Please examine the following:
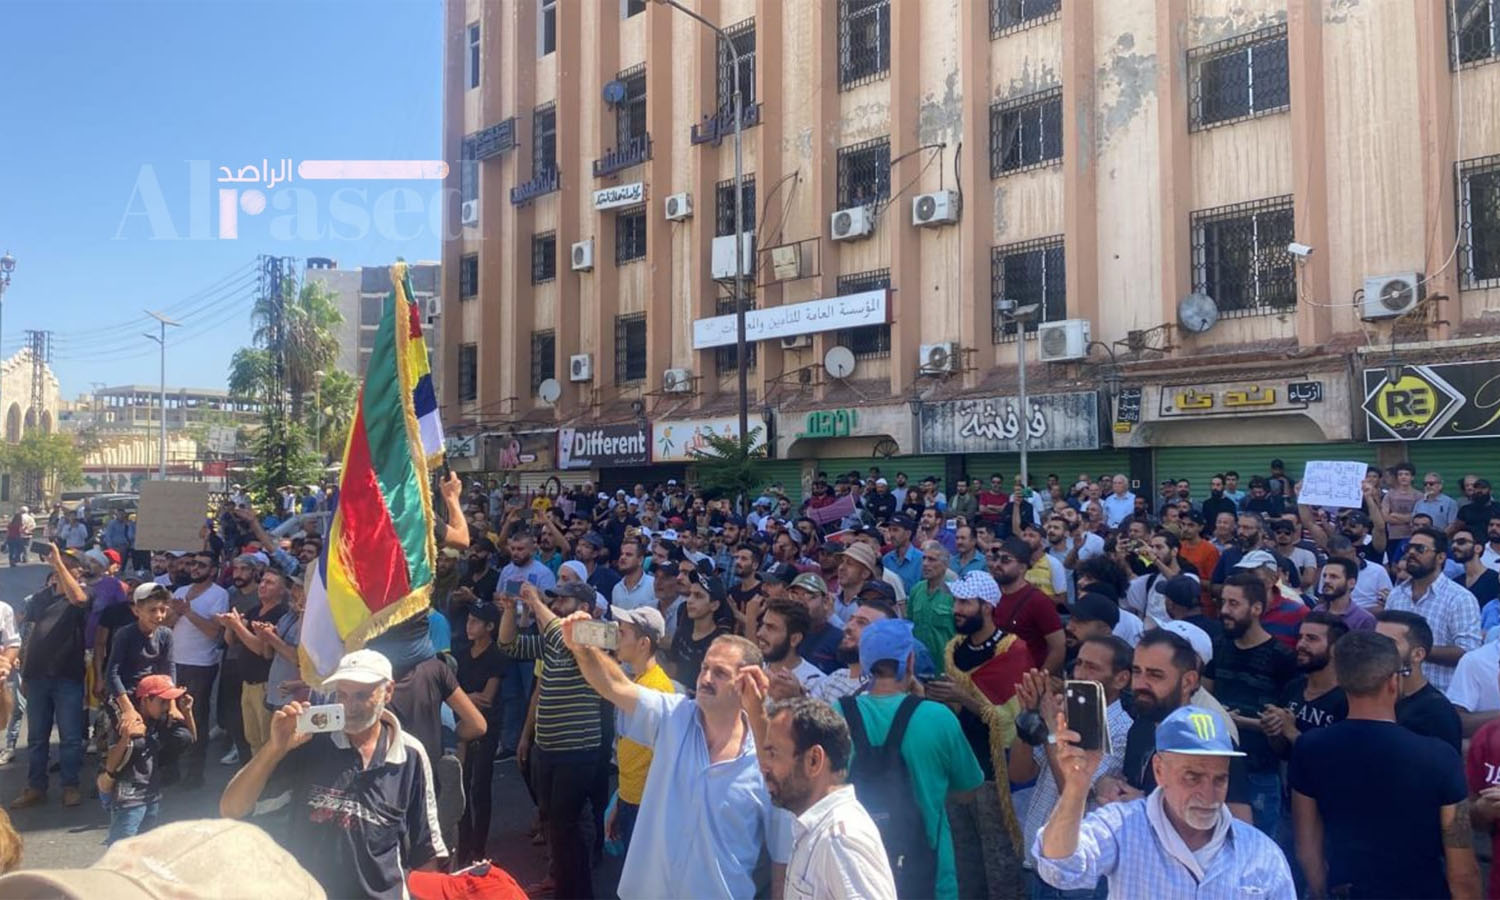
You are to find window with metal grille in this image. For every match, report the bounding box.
[717,18,756,110]
[1454,0,1499,67]
[616,207,647,264]
[1189,25,1289,130]
[713,295,758,372]
[834,269,892,358]
[458,343,478,402]
[836,137,891,209]
[991,237,1066,342]
[1460,155,1500,288]
[1191,196,1296,317]
[466,22,481,89]
[460,254,478,298]
[838,0,890,89]
[615,313,647,384]
[625,0,647,17]
[715,175,757,237]
[530,330,556,394]
[539,0,556,56]
[460,140,478,205]
[533,103,557,177]
[989,87,1062,176]
[617,63,648,146]
[531,232,556,284]
[990,0,1060,37]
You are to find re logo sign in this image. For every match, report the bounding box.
[1376,375,1439,427]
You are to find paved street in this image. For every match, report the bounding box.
[0,561,589,890]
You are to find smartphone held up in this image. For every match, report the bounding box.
[1064,680,1109,753]
[295,703,346,735]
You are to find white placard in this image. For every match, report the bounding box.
[1298,460,1367,509]
[593,182,645,210]
[691,289,887,349]
[135,481,211,551]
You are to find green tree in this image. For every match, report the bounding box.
[244,417,321,507]
[0,432,84,501]
[689,428,767,510]
[250,280,343,423]
[226,346,274,404]
[308,368,359,461]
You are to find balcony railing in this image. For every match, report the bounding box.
[592,134,652,178]
[690,102,762,146]
[510,167,560,206]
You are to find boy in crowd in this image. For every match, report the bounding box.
[98,674,195,845]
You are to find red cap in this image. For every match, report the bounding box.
[103,549,121,566]
[135,674,187,701]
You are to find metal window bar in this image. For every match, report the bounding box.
[990,0,1060,39]
[540,0,556,56]
[715,175,757,237]
[615,313,647,384]
[1459,154,1500,288]
[530,330,556,394]
[991,237,1066,342]
[717,19,756,111]
[618,63,648,146]
[531,232,557,284]
[467,22,481,89]
[615,206,648,264]
[838,0,890,90]
[834,269,892,358]
[713,295,758,372]
[1190,196,1296,317]
[533,103,557,176]
[1189,24,1289,131]
[460,254,478,298]
[989,87,1063,177]
[836,136,891,209]
[1453,0,1499,68]
[458,344,478,402]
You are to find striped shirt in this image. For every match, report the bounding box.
[501,618,603,752]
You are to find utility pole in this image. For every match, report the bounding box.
[23,330,51,503]
[144,312,180,479]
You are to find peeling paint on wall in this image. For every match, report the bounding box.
[1096,35,1157,149]
[782,127,814,161]
[995,58,1061,102]
[1323,0,1360,25]
[918,70,963,146]
[1187,8,1286,46]
[993,185,1007,237]
[835,101,893,145]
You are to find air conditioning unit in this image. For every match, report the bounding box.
[830,205,874,241]
[769,244,803,282]
[1362,272,1423,320]
[664,192,693,221]
[662,368,694,393]
[460,200,479,227]
[919,342,960,375]
[912,191,960,227]
[568,353,593,382]
[711,232,755,279]
[424,297,442,321]
[1037,319,1090,362]
[570,240,594,272]
[779,335,813,350]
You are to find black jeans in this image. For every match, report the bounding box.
[218,657,248,761]
[457,730,499,864]
[175,663,218,781]
[531,746,602,900]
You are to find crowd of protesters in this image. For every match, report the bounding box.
[1,459,1499,898]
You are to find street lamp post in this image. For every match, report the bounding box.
[1001,302,1040,488]
[0,252,14,439]
[144,310,181,479]
[655,0,749,444]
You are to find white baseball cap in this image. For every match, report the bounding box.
[323,649,393,686]
[1158,620,1213,667]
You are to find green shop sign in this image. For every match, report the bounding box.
[796,408,861,439]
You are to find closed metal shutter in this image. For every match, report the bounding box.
[754,460,808,503]
[1153,442,1376,493]
[1406,439,1500,489]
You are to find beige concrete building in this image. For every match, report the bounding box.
[304,258,443,379]
[0,348,61,441]
[440,0,1500,490]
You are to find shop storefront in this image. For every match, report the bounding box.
[484,430,562,493]
[444,433,483,474]
[917,391,1110,483]
[1363,359,1500,480]
[775,404,945,502]
[649,414,767,491]
[556,422,651,492]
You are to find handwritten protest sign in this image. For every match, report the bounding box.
[1299,461,1367,509]
[134,481,210,551]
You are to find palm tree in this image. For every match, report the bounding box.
[249,280,343,423]
[227,347,273,403]
[308,368,358,459]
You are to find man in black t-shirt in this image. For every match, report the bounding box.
[1377,610,1463,753]
[1263,611,1348,756]
[13,548,89,809]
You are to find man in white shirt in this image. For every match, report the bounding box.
[758,599,825,693]
[1447,640,1500,737]
[754,694,896,900]
[170,549,231,788]
[1100,475,1136,529]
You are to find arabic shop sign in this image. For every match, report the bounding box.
[918,392,1102,454]
[1113,387,1143,433]
[1363,360,1500,441]
[556,423,650,469]
[444,434,478,459]
[1157,378,1325,418]
[469,119,518,161]
[485,431,555,472]
[796,408,861,439]
[692,289,888,350]
[652,415,768,463]
[593,182,645,211]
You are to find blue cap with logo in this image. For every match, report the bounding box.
[1154,706,1244,757]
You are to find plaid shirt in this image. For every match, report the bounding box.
[1018,700,1133,868]
[1031,794,1295,898]
[1385,575,1482,691]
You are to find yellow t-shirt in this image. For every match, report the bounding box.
[1025,556,1058,598]
[616,662,675,805]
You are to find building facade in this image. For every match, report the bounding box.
[304,258,442,379]
[441,0,1500,494]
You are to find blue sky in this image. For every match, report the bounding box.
[0,0,443,399]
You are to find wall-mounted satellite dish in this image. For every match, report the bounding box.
[602,80,627,104]
[824,345,856,379]
[537,378,561,406]
[1177,292,1220,334]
